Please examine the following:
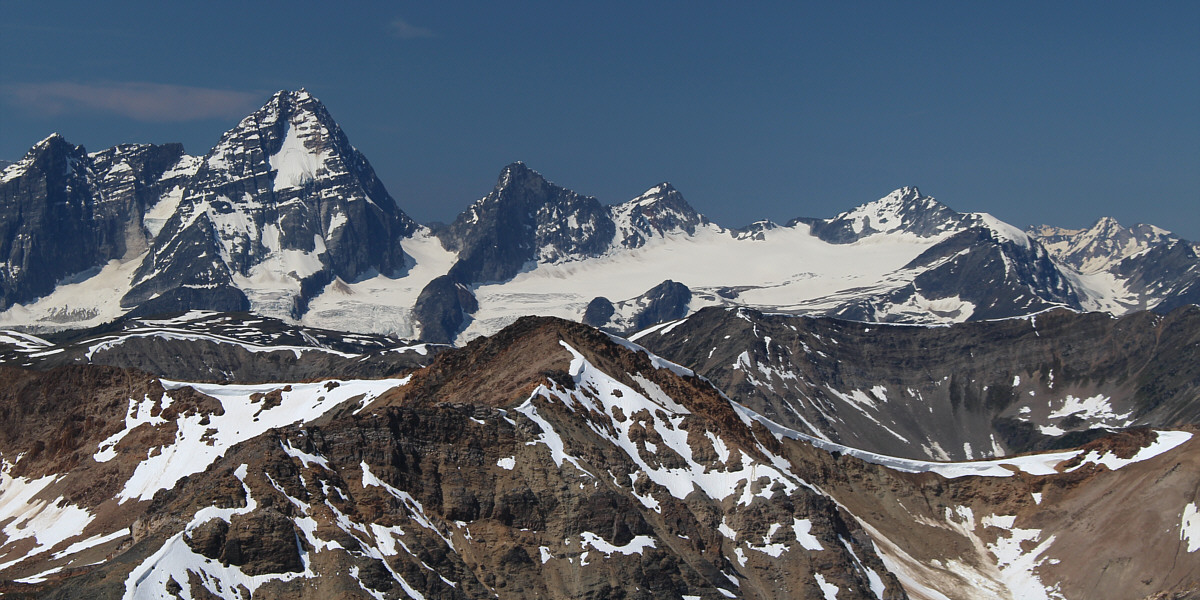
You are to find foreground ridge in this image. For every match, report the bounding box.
[0,315,1195,599]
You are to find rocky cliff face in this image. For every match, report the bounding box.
[0,136,198,314]
[122,89,417,319]
[0,136,105,310]
[87,143,189,261]
[634,305,1200,461]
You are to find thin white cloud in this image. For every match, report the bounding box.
[2,81,263,122]
[389,18,435,39]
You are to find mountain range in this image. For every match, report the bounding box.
[2,89,1197,344]
[1,90,1198,599]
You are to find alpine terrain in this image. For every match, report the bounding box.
[0,90,1197,599]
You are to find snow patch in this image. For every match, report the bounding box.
[1182,503,1200,553]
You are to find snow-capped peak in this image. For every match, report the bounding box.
[835,187,934,232]
[611,182,705,248]
[810,186,965,242]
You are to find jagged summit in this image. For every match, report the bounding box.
[441,162,614,281]
[121,89,417,319]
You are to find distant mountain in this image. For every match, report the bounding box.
[0,135,106,310]
[440,162,615,284]
[800,186,969,243]
[611,182,707,249]
[0,136,189,313]
[413,165,707,341]
[1030,217,1180,274]
[1030,217,1200,314]
[122,89,417,319]
[831,220,1080,323]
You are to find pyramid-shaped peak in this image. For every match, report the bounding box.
[35,132,68,147]
[24,133,82,158]
[613,182,705,247]
[493,161,556,192]
[224,90,334,138]
[2,133,89,185]
[875,186,935,207]
[889,185,922,199]
[501,160,533,176]
[625,182,698,214]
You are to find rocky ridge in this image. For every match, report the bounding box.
[634,305,1200,461]
[0,315,1195,599]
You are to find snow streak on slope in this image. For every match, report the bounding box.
[522,340,805,509]
[0,467,95,571]
[117,378,407,502]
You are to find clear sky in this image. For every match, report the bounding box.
[2,2,1197,239]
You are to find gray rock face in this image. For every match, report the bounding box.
[0,136,104,310]
[88,143,189,260]
[412,275,478,344]
[441,162,615,285]
[123,89,416,317]
[581,296,616,327]
[1112,241,1200,313]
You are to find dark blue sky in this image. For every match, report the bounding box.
[3,2,1197,238]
